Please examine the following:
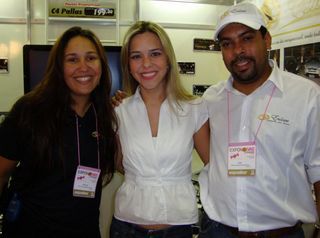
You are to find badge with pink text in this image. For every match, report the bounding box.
[73,165,101,198]
[228,142,256,176]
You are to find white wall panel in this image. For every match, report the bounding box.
[31,0,46,19]
[0,25,27,111]
[0,1,28,111]
[119,0,137,22]
[139,0,228,27]
[165,28,228,94]
[0,0,26,18]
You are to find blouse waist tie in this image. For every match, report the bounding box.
[124,173,192,186]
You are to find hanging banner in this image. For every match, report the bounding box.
[254,0,320,44]
[48,1,116,19]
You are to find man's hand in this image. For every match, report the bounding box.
[111,90,127,108]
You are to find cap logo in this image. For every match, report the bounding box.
[220,10,229,20]
[221,8,247,20]
[230,9,246,13]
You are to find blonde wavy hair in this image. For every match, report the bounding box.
[121,21,196,108]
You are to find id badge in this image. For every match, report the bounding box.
[228,142,256,176]
[73,165,101,198]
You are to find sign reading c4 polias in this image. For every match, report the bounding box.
[49,1,116,19]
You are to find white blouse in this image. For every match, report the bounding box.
[114,88,208,225]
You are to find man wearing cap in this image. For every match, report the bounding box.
[199,2,320,238]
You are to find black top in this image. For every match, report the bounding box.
[0,106,102,238]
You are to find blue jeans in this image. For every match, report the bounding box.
[109,217,193,238]
[198,212,305,238]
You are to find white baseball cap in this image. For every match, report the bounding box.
[214,2,267,41]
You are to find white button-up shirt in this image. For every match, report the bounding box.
[200,60,320,231]
[115,88,208,225]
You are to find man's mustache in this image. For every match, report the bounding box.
[231,55,255,67]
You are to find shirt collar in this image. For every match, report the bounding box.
[221,59,283,95]
[131,86,171,111]
[132,86,143,101]
[268,59,283,92]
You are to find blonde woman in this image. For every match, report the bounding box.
[110,21,210,238]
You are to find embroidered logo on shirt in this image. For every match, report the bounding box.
[92,131,99,138]
[258,114,290,125]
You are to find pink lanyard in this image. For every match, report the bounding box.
[227,85,276,144]
[75,104,100,169]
